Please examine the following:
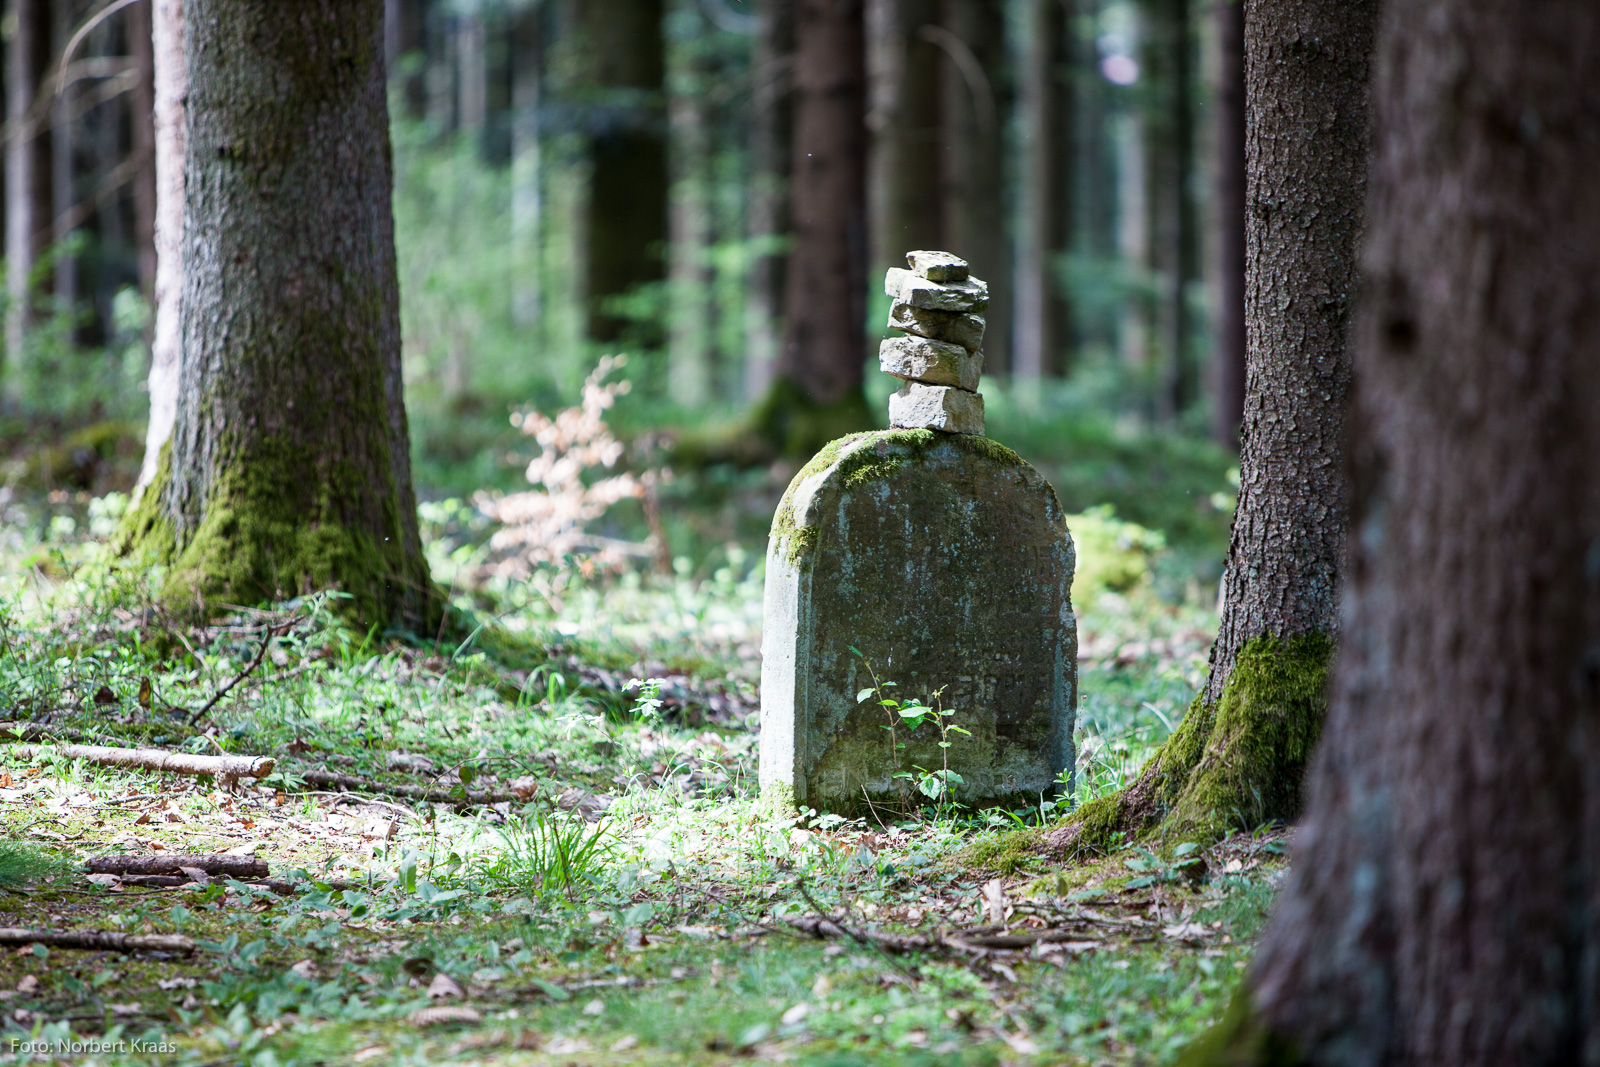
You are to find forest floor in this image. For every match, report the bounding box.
[0,497,1278,1067]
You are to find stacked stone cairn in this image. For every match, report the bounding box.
[881,250,988,435]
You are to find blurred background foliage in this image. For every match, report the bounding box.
[0,0,1238,602]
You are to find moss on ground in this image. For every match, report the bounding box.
[1175,985,1306,1066]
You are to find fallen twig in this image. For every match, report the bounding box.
[298,769,519,806]
[189,621,296,726]
[6,742,274,783]
[85,854,270,879]
[0,928,194,954]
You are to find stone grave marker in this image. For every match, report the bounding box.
[760,251,1077,814]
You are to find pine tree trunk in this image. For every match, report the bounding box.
[120,0,434,632]
[510,3,542,329]
[1209,0,1245,449]
[667,0,715,407]
[867,0,943,274]
[128,0,159,300]
[1145,0,1196,422]
[4,0,52,397]
[761,0,871,452]
[1013,0,1068,384]
[50,0,77,323]
[1052,0,1375,853]
[937,0,1008,376]
[743,0,793,401]
[574,0,667,345]
[1186,2,1600,1062]
[136,0,186,492]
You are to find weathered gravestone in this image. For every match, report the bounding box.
[760,251,1077,814]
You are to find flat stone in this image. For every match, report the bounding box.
[886,267,989,313]
[906,250,969,282]
[879,336,983,391]
[888,381,985,435]
[760,430,1077,815]
[887,304,986,353]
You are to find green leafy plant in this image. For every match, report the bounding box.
[486,809,613,901]
[851,648,971,819]
[1122,842,1205,888]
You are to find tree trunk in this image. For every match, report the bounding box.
[51,0,77,323]
[1185,2,1600,1063]
[666,0,715,408]
[4,0,52,398]
[384,0,428,119]
[510,2,542,329]
[1052,0,1375,853]
[128,0,160,301]
[937,0,1008,377]
[743,0,793,401]
[1144,0,1197,422]
[760,0,871,454]
[573,0,667,345]
[1013,0,1068,385]
[1209,0,1245,449]
[119,0,435,632]
[867,0,943,275]
[136,0,185,492]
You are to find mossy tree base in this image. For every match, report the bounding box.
[1050,634,1332,858]
[1175,987,1305,1067]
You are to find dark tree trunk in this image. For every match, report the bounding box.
[1053,0,1375,852]
[1209,0,1245,449]
[744,0,794,400]
[667,0,715,407]
[120,0,434,632]
[573,0,667,345]
[510,2,543,329]
[129,0,160,300]
[868,0,943,273]
[1145,0,1196,421]
[4,0,52,393]
[937,0,1009,376]
[1187,2,1600,1063]
[767,0,870,442]
[1013,0,1068,384]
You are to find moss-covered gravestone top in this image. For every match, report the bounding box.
[759,428,1078,815]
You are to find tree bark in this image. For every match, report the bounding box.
[1144,0,1197,422]
[510,2,542,329]
[1052,0,1374,852]
[1013,0,1069,385]
[128,0,160,301]
[136,0,186,492]
[667,0,715,407]
[867,0,943,275]
[572,0,668,345]
[743,0,793,401]
[50,0,77,322]
[761,0,871,452]
[937,0,1008,377]
[1209,0,1245,449]
[4,0,53,398]
[119,0,435,633]
[1186,2,1600,1063]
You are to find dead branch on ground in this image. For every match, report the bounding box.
[6,742,274,782]
[0,928,194,954]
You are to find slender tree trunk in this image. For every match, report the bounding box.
[743,0,793,401]
[1187,2,1600,1062]
[1053,0,1375,852]
[385,0,427,119]
[120,0,434,632]
[1145,0,1196,422]
[128,0,159,301]
[1209,0,1245,449]
[666,0,715,407]
[136,0,185,491]
[937,0,1008,376]
[573,0,667,345]
[510,3,542,329]
[1014,0,1068,385]
[51,0,77,322]
[867,0,943,274]
[5,0,52,398]
[768,0,870,440]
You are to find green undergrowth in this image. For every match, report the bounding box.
[0,494,1280,1065]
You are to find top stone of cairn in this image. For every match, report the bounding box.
[906,250,969,283]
